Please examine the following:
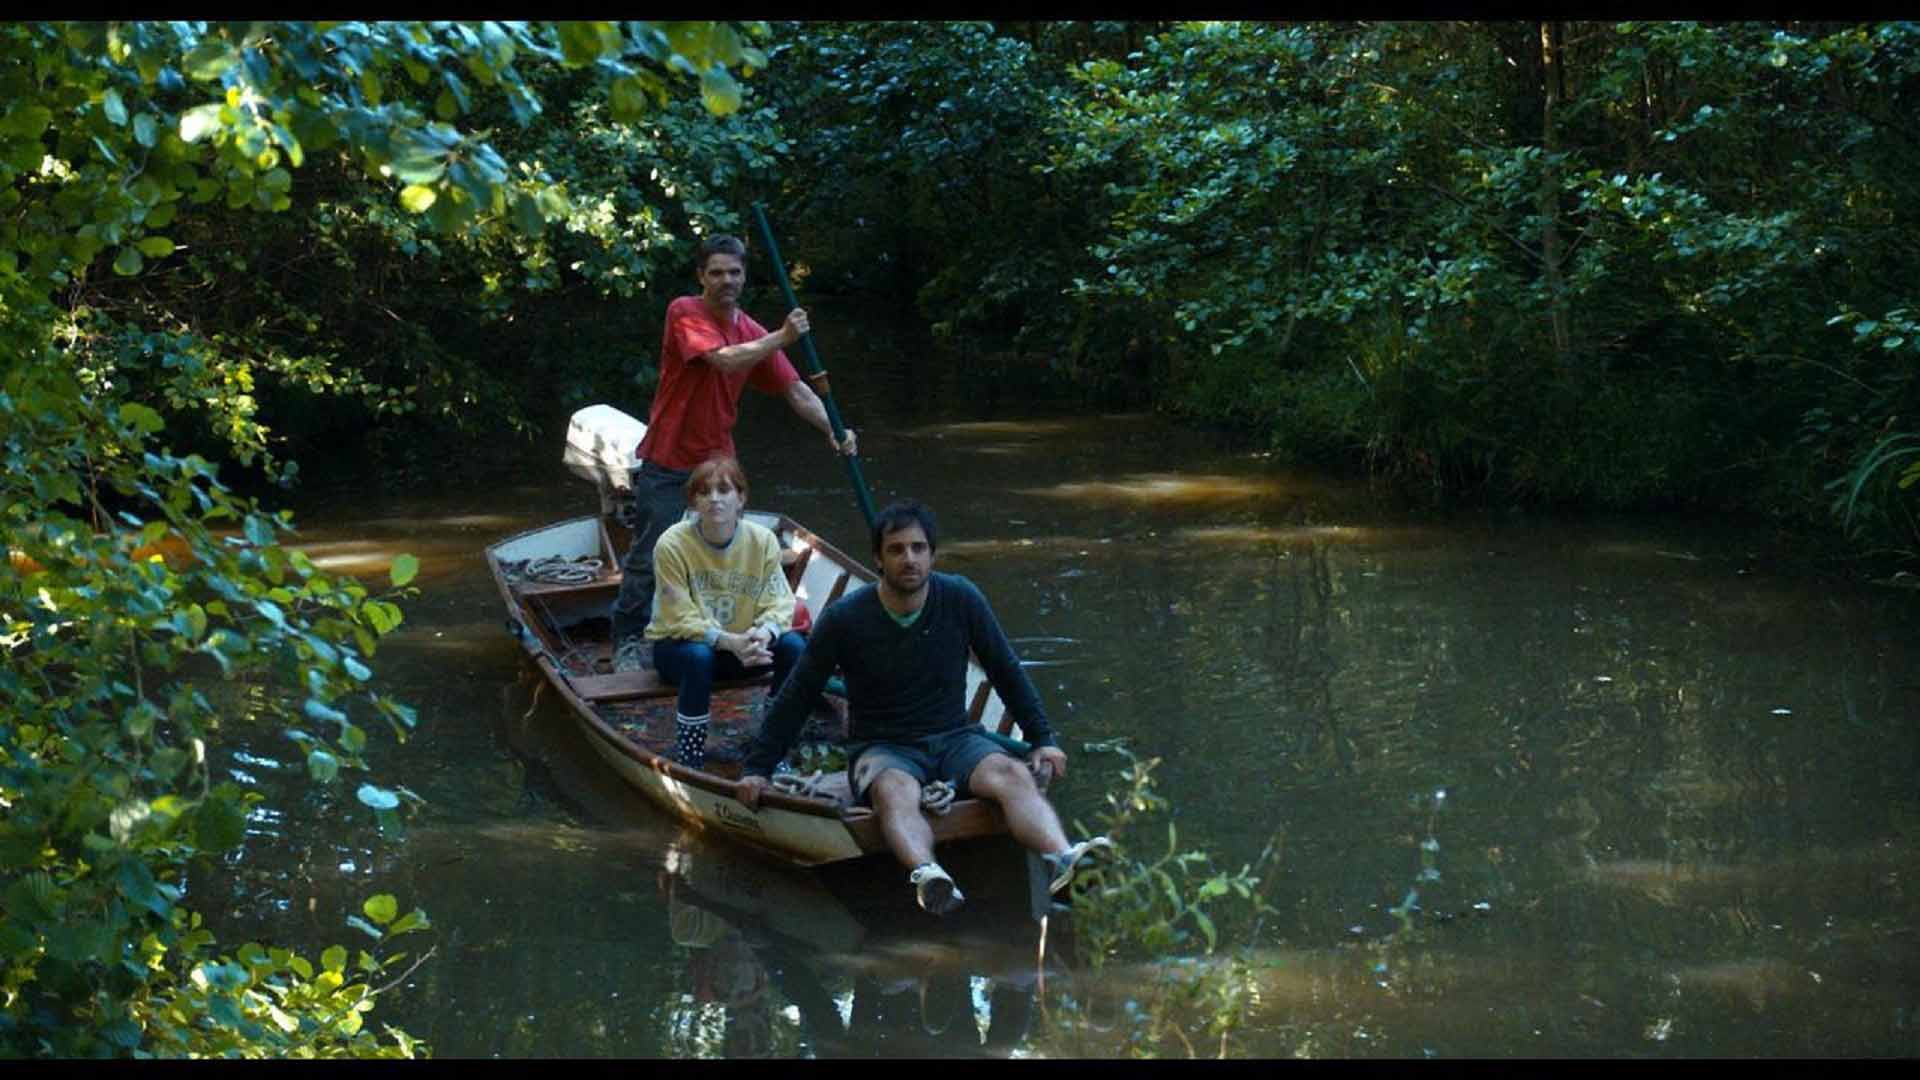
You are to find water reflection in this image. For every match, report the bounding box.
[1021,472,1291,506]
[903,417,1138,439]
[454,667,1066,1058]
[192,340,1920,1057]
[656,830,1052,1058]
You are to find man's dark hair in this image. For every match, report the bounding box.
[872,499,939,556]
[695,234,747,272]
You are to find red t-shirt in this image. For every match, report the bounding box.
[637,295,801,471]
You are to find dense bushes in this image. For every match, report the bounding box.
[1,20,769,1056]
[757,21,1920,560]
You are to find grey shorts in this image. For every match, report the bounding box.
[847,728,1007,805]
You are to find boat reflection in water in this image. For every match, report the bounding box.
[501,637,1071,1059]
[657,828,1067,1058]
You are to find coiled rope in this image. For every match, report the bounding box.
[766,772,954,815]
[513,555,603,585]
[919,779,956,816]
[770,769,832,800]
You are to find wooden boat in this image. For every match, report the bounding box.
[485,405,1039,866]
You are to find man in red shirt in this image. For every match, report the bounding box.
[611,234,857,670]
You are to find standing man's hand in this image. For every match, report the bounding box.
[831,427,858,456]
[780,307,810,346]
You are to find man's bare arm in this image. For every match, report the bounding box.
[699,308,809,375]
[784,379,858,456]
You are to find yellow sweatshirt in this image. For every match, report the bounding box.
[643,518,795,645]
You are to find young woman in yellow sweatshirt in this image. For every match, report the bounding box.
[644,456,802,765]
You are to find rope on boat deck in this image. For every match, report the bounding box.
[919,780,956,816]
[514,555,604,585]
[771,769,835,803]
[765,773,954,814]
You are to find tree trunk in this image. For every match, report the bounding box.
[1538,19,1574,372]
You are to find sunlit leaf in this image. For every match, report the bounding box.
[243,514,275,547]
[306,749,339,782]
[399,184,436,213]
[110,799,153,844]
[387,130,448,185]
[389,553,419,587]
[179,103,225,143]
[356,784,400,811]
[387,909,431,937]
[303,697,347,724]
[363,893,398,926]
[120,402,165,434]
[1192,908,1217,952]
[699,66,741,115]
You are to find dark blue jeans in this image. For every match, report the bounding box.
[652,630,806,718]
[609,461,692,643]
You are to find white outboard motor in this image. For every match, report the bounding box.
[563,404,647,520]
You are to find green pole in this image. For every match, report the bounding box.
[749,202,878,531]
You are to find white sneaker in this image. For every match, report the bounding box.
[612,636,646,674]
[909,862,964,915]
[1046,836,1115,895]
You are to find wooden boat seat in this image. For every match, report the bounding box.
[568,667,771,703]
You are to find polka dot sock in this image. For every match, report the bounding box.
[674,713,709,769]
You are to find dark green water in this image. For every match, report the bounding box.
[205,312,1920,1057]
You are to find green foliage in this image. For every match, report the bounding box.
[1830,432,1920,554]
[1,18,773,1057]
[1010,20,1920,554]
[0,358,425,1055]
[760,22,1124,388]
[1042,743,1276,1058]
[119,896,432,1058]
[1815,304,1920,555]
[1,20,779,482]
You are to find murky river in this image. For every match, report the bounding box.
[203,309,1920,1057]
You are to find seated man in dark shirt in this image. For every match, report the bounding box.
[736,500,1109,915]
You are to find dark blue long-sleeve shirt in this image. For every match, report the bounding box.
[743,572,1053,778]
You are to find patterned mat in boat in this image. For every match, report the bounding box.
[593,686,850,781]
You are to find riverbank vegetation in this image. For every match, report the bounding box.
[762,21,1920,565]
[5,17,1916,1059]
[1,20,767,1056]
[15,22,1913,553]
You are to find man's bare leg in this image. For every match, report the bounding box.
[870,768,965,914]
[869,768,936,869]
[966,753,1069,855]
